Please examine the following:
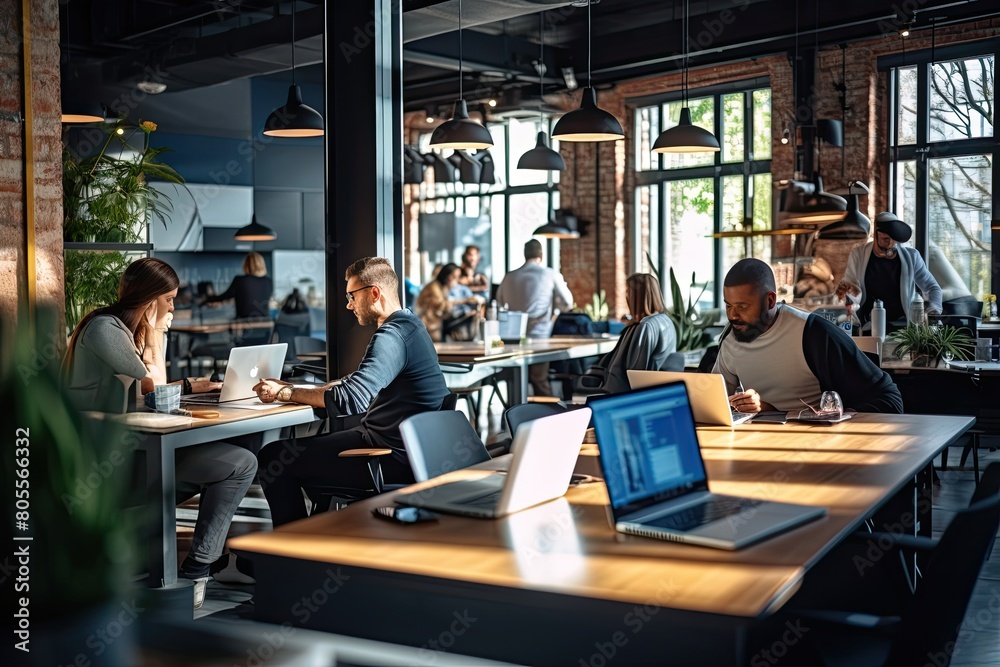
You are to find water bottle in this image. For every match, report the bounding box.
[871,299,886,341]
[487,300,498,321]
[908,295,925,326]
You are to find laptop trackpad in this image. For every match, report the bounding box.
[692,502,823,543]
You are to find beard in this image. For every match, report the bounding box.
[353,301,378,327]
[730,320,768,343]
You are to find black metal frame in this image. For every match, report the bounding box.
[630,78,773,307]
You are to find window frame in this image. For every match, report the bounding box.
[630,78,773,307]
[880,39,999,292]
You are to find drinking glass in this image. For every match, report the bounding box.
[154,384,181,413]
[818,391,844,419]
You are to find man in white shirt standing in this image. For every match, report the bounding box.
[496,239,574,396]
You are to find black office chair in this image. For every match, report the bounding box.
[490,401,569,458]
[782,463,1000,666]
[304,394,459,514]
[399,409,492,482]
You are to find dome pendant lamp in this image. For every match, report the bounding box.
[263,0,324,137]
[517,13,566,170]
[234,215,277,242]
[551,0,623,143]
[60,3,103,124]
[429,0,493,150]
[652,0,720,153]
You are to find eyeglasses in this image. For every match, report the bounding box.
[346,285,374,303]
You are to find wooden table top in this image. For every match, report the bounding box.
[169,318,274,334]
[88,401,313,434]
[231,412,972,618]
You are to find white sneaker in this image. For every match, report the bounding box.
[192,577,210,610]
[212,554,256,585]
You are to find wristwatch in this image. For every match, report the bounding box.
[277,386,294,402]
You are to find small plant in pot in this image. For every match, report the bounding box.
[888,323,975,367]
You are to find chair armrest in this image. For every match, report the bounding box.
[338,448,392,458]
[852,531,938,552]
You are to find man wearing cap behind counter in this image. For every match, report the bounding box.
[836,212,942,330]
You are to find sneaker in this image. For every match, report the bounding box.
[192,576,210,610]
[211,553,256,585]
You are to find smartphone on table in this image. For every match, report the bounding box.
[372,506,439,524]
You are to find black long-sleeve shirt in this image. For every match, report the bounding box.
[205,275,273,319]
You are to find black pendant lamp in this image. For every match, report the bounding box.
[817,181,871,239]
[518,13,566,170]
[534,209,580,239]
[60,3,103,124]
[652,0,720,153]
[263,0,324,138]
[234,215,277,242]
[429,0,493,150]
[551,1,623,143]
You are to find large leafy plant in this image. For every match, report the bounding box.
[63,121,183,242]
[583,289,610,321]
[889,323,975,366]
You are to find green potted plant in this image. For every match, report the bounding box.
[63,120,183,332]
[888,323,975,367]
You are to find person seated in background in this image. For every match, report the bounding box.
[253,257,450,527]
[415,262,482,341]
[715,258,902,414]
[584,273,678,394]
[458,244,490,300]
[62,257,257,608]
[836,212,942,330]
[202,251,273,319]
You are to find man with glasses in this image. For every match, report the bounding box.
[253,257,450,526]
[715,258,902,415]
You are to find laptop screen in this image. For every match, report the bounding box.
[589,382,709,514]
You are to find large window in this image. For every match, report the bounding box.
[886,43,997,298]
[413,117,560,286]
[633,81,772,308]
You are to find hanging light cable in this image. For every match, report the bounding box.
[551,0,624,142]
[652,0,720,153]
[429,0,494,150]
[518,12,566,170]
[61,2,104,123]
[263,0,324,137]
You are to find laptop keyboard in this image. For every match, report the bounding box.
[646,497,763,531]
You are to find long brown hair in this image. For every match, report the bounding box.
[625,273,666,323]
[64,257,179,374]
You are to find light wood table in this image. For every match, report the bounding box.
[231,413,972,665]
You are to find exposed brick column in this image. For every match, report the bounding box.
[0,0,63,342]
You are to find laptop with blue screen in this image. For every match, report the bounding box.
[589,382,825,550]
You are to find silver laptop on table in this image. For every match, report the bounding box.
[394,408,593,519]
[590,382,825,550]
[181,343,287,404]
[627,370,754,427]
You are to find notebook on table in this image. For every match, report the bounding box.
[627,370,755,426]
[394,407,593,519]
[181,343,287,404]
[589,382,825,550]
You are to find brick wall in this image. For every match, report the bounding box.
[0,0,63,342]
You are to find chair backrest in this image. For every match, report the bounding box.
[886,464,1000,666]
[552,312,594,336]
[662,352,686,372]
[399,410,491,482]
[504,402,568,438]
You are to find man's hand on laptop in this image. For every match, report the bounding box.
[728,388,775,414]
[253,378,291,403]
[188,377,222,394]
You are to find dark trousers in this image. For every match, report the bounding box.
[528,362,552,396]
[257,427,415,527]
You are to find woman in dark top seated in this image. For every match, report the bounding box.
[204,251,273,319]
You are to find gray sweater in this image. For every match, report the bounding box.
[65,315,148,413]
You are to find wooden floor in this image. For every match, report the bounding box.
[178,405,1000,665]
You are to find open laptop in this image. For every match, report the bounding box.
[181,343,287,404]
[394,408,592,519]
[589,382,825,550]
[627,370,754,426]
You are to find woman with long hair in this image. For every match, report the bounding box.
[592,273,678,394]
[63,257,257,609]
[415,262,481,341]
